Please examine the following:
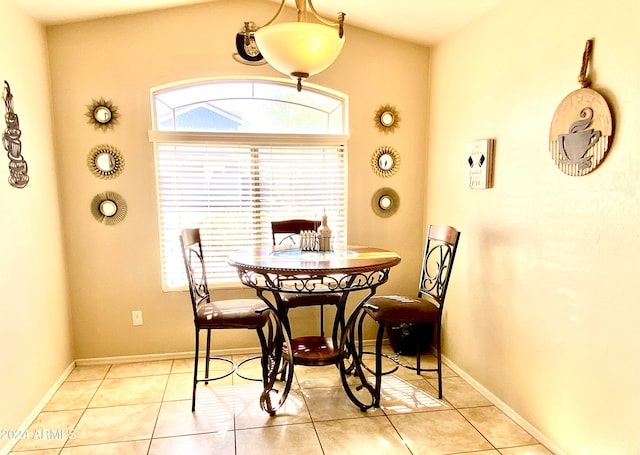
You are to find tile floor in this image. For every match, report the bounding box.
[9,350,554,454]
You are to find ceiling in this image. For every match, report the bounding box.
[13,0,504,46]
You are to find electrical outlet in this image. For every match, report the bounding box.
[132,310,143,326]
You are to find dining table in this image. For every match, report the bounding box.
[227,244,401,412]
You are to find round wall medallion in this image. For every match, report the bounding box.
[374,104,400,134]
[85,97,119,131]
[87,144,125,179]
[90,191,127,225]
[371,146,400,178]
[549,87,613,176]
[371,187,399,217]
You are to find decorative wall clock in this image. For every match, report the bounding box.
[85,97,119,131]
[549,39,613,176]
[233,22,266,65]
[374,104,400,134]
[371,145,400,178]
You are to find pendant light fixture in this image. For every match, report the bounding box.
[244,0,345,92]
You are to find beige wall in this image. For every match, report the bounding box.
[428,0,640,453]
[10,0,637,452]
[0,0,74,448]
[45,0,429,359]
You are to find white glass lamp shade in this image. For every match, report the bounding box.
[255,22,344,79]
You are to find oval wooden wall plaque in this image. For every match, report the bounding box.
[549,87,613,176]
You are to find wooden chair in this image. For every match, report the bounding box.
[180,228,290,412]
[271,219,342,365]
[351,225,460,406]
[271,219,320,246]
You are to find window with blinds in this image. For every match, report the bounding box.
[149,79,348,290]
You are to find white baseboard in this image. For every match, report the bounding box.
[75,347,263,366]
[75,341,382,366]
[0,361,76,455]
[441,354,565,455]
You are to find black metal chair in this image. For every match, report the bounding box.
[180,228,293,414]
[343,224,460,408]
[271,219,342,365]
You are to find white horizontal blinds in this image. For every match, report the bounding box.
[151,79,348,290]
[156,143,346,288]
[256,146,346,242]
[157,144,260,287]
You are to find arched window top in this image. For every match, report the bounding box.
[152,78,347,135]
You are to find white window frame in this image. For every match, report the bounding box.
[149,78,349,291]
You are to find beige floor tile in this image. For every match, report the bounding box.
[60,440,150,454]
[363,346,453,375]
[459,406,538,449]
[295,364,343,389]
[499,444,554,455]
[233,385,311,429]
[200,372,235,387]
[21,357,556,455]
[153,398,235,438]
[357,351,405,376]
[89,375,168,407]
[433,376,492,408]
[12,410,83,451]
[315,415,412,455]
[172,359,238,390]
[9,449,61,454]
[232,355,267,384]
[106,360,172,378]
[456,451,499,455]
[302,386,383,421]
[228,365,301,393]
[148,432,235,455]
[394,353,458,380]
[43,380,101,411]
[169,358,194,374]
[379,376,452,415]
[66,403,160,446]
[163,373,194,401]
[389,410,494,454]
[66,365,110,381]
[235,423,324,455]
[172,356,248,375]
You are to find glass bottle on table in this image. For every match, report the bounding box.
[317,213,332,251]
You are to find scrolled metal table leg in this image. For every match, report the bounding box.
[338,304,376,411]
[256,299,294,415]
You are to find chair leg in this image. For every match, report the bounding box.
[374,323,386,408]
[416,328,421,375]
[436,323,442,399]
[204,329,211,384]
[192,328,200,412]
[320,305,325,337]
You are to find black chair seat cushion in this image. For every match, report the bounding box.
[365,295,439,325]
[281,293,341,308]
[197,299,269,329]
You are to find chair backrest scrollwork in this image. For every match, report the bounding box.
[180,228,210,315]
[418,225,461,309]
